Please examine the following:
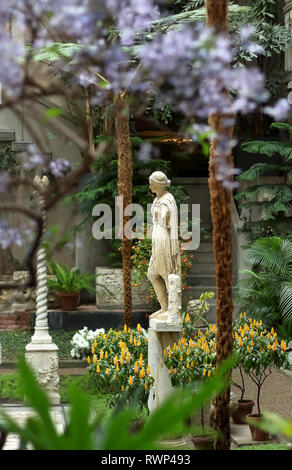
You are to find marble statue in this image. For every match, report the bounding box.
[147,171,182,324]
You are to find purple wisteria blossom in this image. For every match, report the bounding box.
[0,219,23,249]
[239,25,264,55]
[240,25,256,43]
[264,98,290,121]
[139,26,268,119]
[0,171,11,193]
[106,0,159,45]
[50,0,98,41]
[0,34,24,98]
[48,159,71,178]
[229,67,268,114]
[214,135,240,189]
[0,0,99,44]
[19,146,47,171]
[0,0,288,189]
[138,142,160,162]
[18,146,71,178]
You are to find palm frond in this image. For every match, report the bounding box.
[236,237,292,331]
[237,163,283,182]
[270,122,292,134]
[241,140,292,158]
[280,282,292,328]
[243,237,289,275]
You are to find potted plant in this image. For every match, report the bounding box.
[231,363,255,425]
[185,291,215,329]
[233,316,288,440]
[47,261,97,311]
[190,404,215,451]
[231,313,255,424]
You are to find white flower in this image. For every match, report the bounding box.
[141,328,148,338]
[70,326,105,359]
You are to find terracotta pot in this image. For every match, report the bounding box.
[59,291,80,311]
[232,399,254,424]
[247,414,270,442]
[191,434,214,450]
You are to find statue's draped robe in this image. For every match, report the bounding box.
[149,192,181,281]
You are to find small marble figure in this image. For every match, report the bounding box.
[147,171,182,324]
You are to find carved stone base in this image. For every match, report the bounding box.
[148,320,183,413]
[1,404,67,450]
[25,342,61,405]
[29,326,54,345]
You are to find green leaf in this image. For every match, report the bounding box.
[280,282,292,328]
[0,357,60,450]
[32,43,82,63]
[237,163,283,182]
[258,411,292,439]
[241,140,292,159]
[62,386,93,450]
[270,122,292,134]
[43,107,64,121]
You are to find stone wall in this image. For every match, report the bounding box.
[284,0,292,124]
[284,1,292,72]
[0,310,33,331]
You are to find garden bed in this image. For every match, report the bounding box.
[0,329,77,361]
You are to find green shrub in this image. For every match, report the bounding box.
[0,372,24,401]
[86,324,154,411]
[235,237,292,336]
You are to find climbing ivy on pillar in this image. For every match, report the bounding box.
[205,0,234,451]
[115,92,133,326]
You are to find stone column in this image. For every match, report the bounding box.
[25,176,61,405]
[284,1,292,72]
[148,318,182,413]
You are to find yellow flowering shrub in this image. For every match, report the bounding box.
[87,324,154,410]
[164,322,217,387]
[234,313,288,376]
[233,313,288,413]
[164,312,288,411]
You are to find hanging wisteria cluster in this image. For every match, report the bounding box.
[0,0,289,251]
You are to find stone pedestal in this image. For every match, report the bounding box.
[285,1,292,72]
[1,404,68,450]
[24,175,60,406]
[148,318,182,413]
[25,342,60,405]
[288,340,292,367]
[25,245,61,406]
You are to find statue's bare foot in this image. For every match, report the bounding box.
[149,309,166,319]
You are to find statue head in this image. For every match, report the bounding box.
[149,171,171,194]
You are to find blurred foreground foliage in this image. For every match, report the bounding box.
[0,356,235,450]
